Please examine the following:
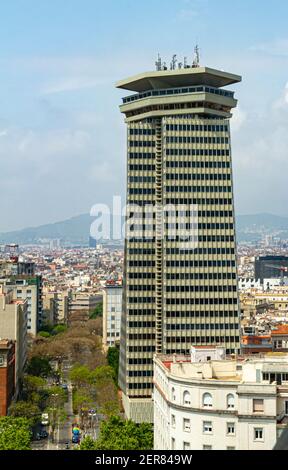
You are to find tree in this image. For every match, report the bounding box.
[0,417,31,450]
[93,416,153,450]
[79,436,97,450]
[89,303,103,319]
[69,365,91,388]
[26,356,52,377]
[9,401,41,426]
[52,324,67,336]
[46,387,67,442]
[38,331,51,338]
[107,347,119,383]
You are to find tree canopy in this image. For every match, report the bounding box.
[0,417,32,450]
[91,416,153,450]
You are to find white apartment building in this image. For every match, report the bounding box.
[154,347,288,450]
[102,284,122,350]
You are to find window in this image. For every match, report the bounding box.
[253,399,264,413]
[203,421,213,434]
[227,394,235,409]
[254,428,264,441]
[227,422,235,435]
[183,418,191,432]
[183,442,190,450]
[203,392,213,408]
[171,414,176,428]
[183,390,191,405]
[171,438,175,450]
[171,387,176,401]
[0,355,4,366]
[203,445,212,450]
[285,401,288,415]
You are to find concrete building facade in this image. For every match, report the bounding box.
[117,63,241,421]
[154,347,288,450]
[102,283,122,350]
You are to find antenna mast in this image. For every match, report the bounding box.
[192,45,200,68]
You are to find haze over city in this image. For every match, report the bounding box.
[0,0,288,232]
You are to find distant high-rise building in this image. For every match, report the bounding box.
[255,256,288,283]
[102,282,122,350]
[117,61,241,422]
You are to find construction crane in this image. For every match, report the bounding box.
[265,264,288,286]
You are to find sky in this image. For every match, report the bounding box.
[0,0,288,231]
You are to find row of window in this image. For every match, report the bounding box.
[128,235,235,242]
[165,174,231,181]
[128,358,153,365]
[165,186,232,193]
[166,323,239,330]
[129,198,233,205]
[166,336,239,343]
[166,273,237,280]
[166,260,236,267]
[129,140,155,147]
[165,286,237,292]
[165,298,238,305]
[166,149,230,156]
[165,248,235,254]
[166,161,230,169]
[165,136,229,144]
[165,311,238,318]
[166,124,229,132]
[127,309,155,315]
[129,152,155,159]
[128,333,155,339]
[128,370,153,377]
[129,128,156,135]
[128,346,156,352]
[172,417,236,437]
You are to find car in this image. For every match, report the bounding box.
[39,430,48,439]
[35,432,41,441]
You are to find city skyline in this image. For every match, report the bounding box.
[0,0,288,232]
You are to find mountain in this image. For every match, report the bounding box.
[0,212,288,245]
[236,213,288,242]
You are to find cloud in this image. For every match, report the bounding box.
[231,107,247,133]
[232,82,288,216]
[250,38,288,57]
[40,77,109,95]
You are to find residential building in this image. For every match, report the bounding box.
[154,347,288,450]
[0,339,16,416]
[117,61,241,421]
[0,286,27,393]
[271,325,288,352]
[102,282,122,350]
[68,291,102,323]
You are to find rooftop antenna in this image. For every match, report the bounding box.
[155,54,162,71]
[170,54,177,70]
[192,45,200,68]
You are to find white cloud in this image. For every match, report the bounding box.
[40,77,109,95]
[230,107,247,133]
[250,38,288,57]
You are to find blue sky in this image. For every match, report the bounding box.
[0,0,288,231]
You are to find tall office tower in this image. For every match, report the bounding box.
[117,59,242,422]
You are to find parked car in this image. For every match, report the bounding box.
[39,430,48,439]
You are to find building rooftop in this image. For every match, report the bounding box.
[116,67,241,92]
[271,325,288,336]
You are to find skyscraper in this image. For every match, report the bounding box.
[117,58,242,422]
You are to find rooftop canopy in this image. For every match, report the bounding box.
[116,67,241,93]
